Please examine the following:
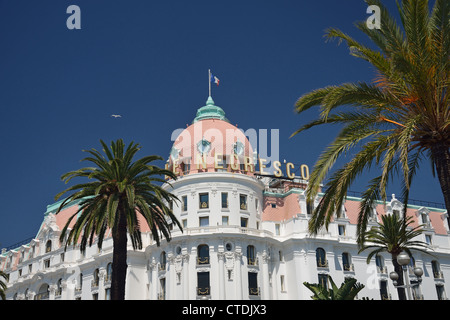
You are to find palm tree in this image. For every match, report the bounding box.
[303,275,365,300]
[55,139,181,300]
[291,0,449,242]
[358,212,431,300]
[0,271,8,300]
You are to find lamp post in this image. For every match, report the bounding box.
[389,252,423,300]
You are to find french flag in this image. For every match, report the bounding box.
[211,73,220,86]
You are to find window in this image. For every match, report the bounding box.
[197,244,210,265]
[271,203,276,208]
[342,252,352,271]
[182,219,187,228]
[159,278,166,300]
[248,272,259,296]
[436,284,446,300]
[380,280,389,300]
[199,216,209,227]
[160,251,167,271]
[222,216,229,226]
[318,274,328,289]
[338,225,346,236]
[45,240,52,253]
[376,255,386,273]
[182,195,188,212]
[105,288,111,300]
[241,217,248,228]
[280,275,286,291]
[275,224,280,235]
[106,263,112,282]
[44,259,50,269]
[306,201,314,215]
[221,192,228,209]
[240,194,247,210]
[199,193,209,209]
[432,260,443,279]
[247,245,257,266]
[421,213,428,224]
[56,279,62,297]
[93,268,100,287]
[425,234,433,245]
[316,248,328,268]
[197,272,210,296]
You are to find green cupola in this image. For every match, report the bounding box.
[193,96,229,123]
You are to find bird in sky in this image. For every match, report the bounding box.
[111,114,122,118]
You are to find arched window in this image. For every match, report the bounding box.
[93,268,100,287]
[197,244,209,265]
[56,278,62,296]
[106,263,112,282]
[45,240,52,253]
[160,251,167,271]
[342,252,353,271]
[432,260,443,279]
[375,255,387,274]
[35,283,49,300]
[316,248,328,267]
[247,245,257,266]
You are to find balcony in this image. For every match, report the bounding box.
[247,258,259,266]
[197,256,210,265]
[343,263,355,273]
[316,259,329,268]
[197,286,210,296]
[249,287,260,296]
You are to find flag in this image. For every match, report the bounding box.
[210,73,220,86]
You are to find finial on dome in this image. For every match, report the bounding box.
[206,96,215,106]
[193,96,229,123]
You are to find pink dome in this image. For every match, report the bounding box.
[167,98,255,177]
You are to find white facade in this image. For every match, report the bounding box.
[2,97,450,300]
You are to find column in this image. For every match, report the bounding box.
[261,251,270,299]
[183,254,190,299]
[235,249,243,299]
[218,252,225,299]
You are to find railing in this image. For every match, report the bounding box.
[316,259,329,268]
[343,263,354,272]
[377,266,388,274]
[249,287,260,296]
[248,258,258,266]
[197,286,210,296]
[197,256,210,265]
[91,279,99,289]
[34,292,49,300]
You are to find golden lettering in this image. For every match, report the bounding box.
[301,164,309,180]
[172,159,179,174]
[273,160,282,177]
[259,158,267,175]
[196,154,207,170]
[214,153,223,169]
[286,162,295,179]
[244,156,254,173]
[230,154,239,171]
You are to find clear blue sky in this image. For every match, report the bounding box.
[0,0,444,248]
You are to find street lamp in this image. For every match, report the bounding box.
[389,252,423,300]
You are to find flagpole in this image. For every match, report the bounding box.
[208,69,211,97]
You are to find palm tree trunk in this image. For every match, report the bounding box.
[431,143,450,223]
[393,258,407,300]
[111,209,128,300]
